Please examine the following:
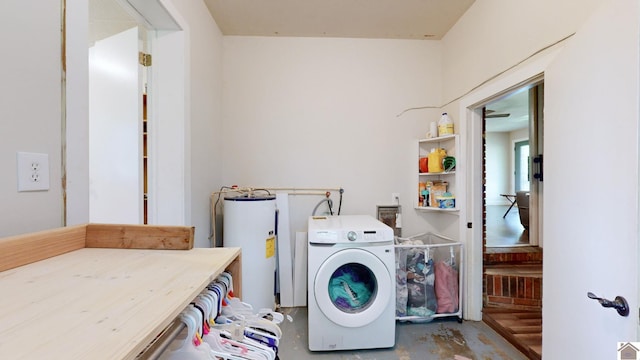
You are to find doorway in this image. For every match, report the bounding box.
[484,85,542,248]
[88,0,147,224]
[481,82,544,359]
[87,0,181,225]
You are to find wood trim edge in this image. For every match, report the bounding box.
[0,224,87,272]
[85,223,194,250]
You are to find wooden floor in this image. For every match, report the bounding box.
[483,306,542,359]
[486,205,529,247]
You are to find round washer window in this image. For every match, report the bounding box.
[328,262,377,313]
[313,247,392,328]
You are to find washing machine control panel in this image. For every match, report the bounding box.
[308,215,394,244]
[351,230,384,242]
[310,229,389,243]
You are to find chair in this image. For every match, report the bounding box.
[516,191,530,229]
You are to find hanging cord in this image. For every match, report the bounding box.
[337,188,344,215]
[396,32,575,117]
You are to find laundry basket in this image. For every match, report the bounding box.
[395,232,463,322]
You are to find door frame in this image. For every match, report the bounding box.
[65,0,186,226]
[458,47,560,321]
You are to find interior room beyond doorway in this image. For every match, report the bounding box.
[484,88,534,247]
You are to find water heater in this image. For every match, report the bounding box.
[223,194,277,311]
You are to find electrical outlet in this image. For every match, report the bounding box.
[391,193,400,205]
[17,152,50,192]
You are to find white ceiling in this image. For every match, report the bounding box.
[203,0,475,40]
[485,90,530,133]
[89,0,137,45]
[201,0,527,132]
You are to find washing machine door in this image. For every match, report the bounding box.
[313,247,392,328]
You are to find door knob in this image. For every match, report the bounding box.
[587,292,629,317]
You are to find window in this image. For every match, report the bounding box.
[514,140,529,192]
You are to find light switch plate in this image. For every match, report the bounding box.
[17,152,50,192]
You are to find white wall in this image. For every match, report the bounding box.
[66,0,90,226]
[221,37,442,237]
[511,127,528,143]
[485,132,510,205]
[148,27,187,228]
[162,0,224,247]
[0,0,64,236]
[442,0,606,109]
[486,128,530,205]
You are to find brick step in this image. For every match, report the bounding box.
[483,264,542,310]
[484,246,543,266]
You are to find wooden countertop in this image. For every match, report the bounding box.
[0,246,241,359]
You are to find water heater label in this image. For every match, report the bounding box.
[265,236,275,258]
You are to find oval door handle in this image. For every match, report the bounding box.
[587,292,630,317]
[533,154,543,181]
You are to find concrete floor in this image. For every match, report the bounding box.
[277,307,528,360]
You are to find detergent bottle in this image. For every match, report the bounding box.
[427,148,446,173]
[438,112,454,136]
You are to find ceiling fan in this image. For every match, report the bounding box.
[486,109,510,118]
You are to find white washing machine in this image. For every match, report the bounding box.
[307,215,395,351]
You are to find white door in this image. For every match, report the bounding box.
[542,0,639,358]
[89,26,141,223]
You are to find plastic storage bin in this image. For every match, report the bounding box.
[395,232,463,322]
